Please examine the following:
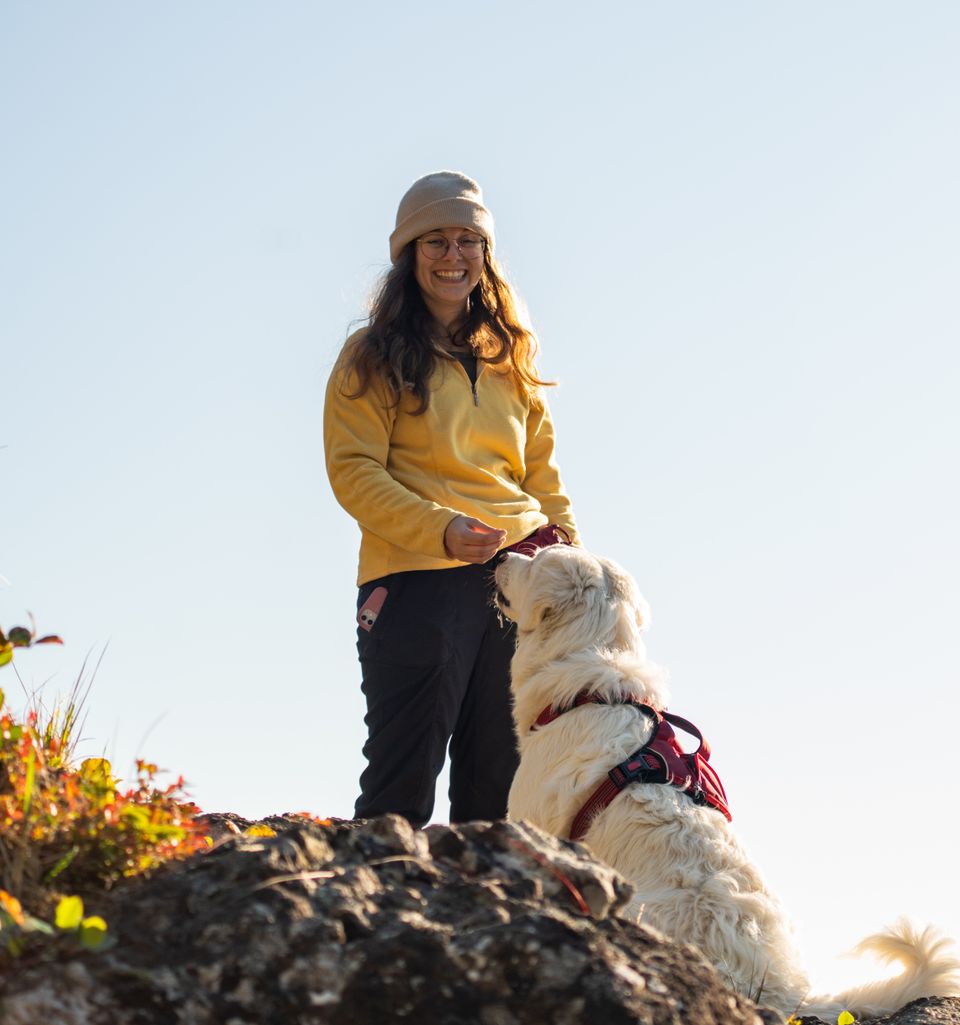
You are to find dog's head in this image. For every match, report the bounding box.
[495,545,650,654]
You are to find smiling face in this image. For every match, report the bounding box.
[414,226,486,327]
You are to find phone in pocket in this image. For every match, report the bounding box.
[357,586,388,632]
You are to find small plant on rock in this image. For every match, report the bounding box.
[0,617,209,959]
[0,617,63,668]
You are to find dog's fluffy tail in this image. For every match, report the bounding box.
[802,919,960,1020]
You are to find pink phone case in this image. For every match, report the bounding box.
[357,586,388,632]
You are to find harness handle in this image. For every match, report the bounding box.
[661,711,712,761]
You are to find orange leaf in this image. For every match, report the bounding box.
[0,890,25,926]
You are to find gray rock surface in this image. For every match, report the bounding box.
[0,814,955,1025]
[796,998,960,1025]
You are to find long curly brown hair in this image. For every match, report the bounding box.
[337,243,553,414]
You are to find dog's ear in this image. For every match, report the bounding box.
[542,556,608,645]
[601,558,651,642]
[518,547,590,631]
[601,563,630,604]
[636,594,651,632]
[524,592,557,630]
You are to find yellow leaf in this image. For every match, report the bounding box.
[54,895,84,931]
[0,645,12,667]
[79,916,108,949]
[838,1013,856,1025]
[244,824,276,837]
[79,758,114,786]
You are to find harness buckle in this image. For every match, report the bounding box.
[608,750,661,790]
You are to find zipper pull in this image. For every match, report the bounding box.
[472,383,480,406]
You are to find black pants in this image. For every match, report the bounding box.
[354,561,519,827]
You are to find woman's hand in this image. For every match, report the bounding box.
[444,516,507,564]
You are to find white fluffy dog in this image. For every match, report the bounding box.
[495,544,959,1018]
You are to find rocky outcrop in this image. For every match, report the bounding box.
[0,814,956,1025]
[794,999,960,1025]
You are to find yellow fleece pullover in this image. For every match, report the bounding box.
[324,330,580,585]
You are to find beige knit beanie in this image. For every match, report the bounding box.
[389,170,495,264]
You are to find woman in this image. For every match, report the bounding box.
[324,170,579,827]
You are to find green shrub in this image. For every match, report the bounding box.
[0,618,209,958]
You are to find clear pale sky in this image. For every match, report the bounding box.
[2,1,958,994]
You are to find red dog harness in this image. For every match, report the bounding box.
[531,693,732,841]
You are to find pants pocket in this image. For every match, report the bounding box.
[356,571,452,668]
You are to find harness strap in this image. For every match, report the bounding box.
[569,777,624,842]
[569,713,664,841]
[532,692,651,731]
[531,691,603,730]
[661,710,712,762]
[529,689,732,841]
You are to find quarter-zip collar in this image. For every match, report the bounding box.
[451,352,482,406]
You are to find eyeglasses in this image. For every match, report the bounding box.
[416,234,486,260]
